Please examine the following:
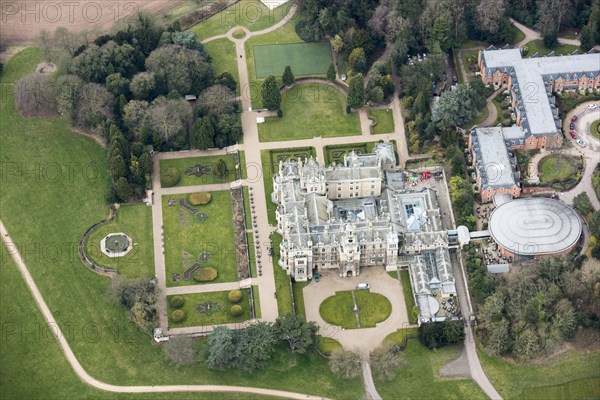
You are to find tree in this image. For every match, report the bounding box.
[282,66,295,86]
[123,100,150,139]
[234,322,277,373]
[477,0,505,34]
[326,63,336,80]
[369,86,384,103]
[347,74,365,109]
[149,97,192,145]
[105,73,130,97]
[215,159,228,180]
[330,34,344,53]
[348,47,367,73]
[514,328,541,361]
[190,117,215,150]
[205,326,237,369]
[15,73,56,118]
[130,72,156,100]
[214,72,237,92]
[109,154,128,180]
[486,318,512,355]
[591,211,600,239]
[428,15,453,51]
[163,336,196,366]
[197,85,236,116]
[370,342,403,381]
[75,83,114,128]
[329,349,361,379]
[261,75,281,111]
[573,192,594,216]
[54,27,84,57]
[37,29,54,62]
[432,84,479,130]
[54,74,83,121]
[274,313,318,354]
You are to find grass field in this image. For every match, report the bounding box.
[244,18,305,108]
[478,343,600,399]
[204,38,240,94]
[399,270,418,324]
[270,233,294,316]
[590,119,600,140]
[189,1,294,41]
[320,290,392,329]
[538,155,582,183]
[293,281,309,319]
[84,204,154,278]
[167,291,251,328]
[252,285,261,319]
[369,109,395,134]
[375,339,486,399]
[160,154,243,187]
[0,48,363,399]
[253,42,332,78]
[525,40,579,56]
[258,83,361,142]
[162,191,237,287]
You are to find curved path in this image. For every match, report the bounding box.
[0,220,326,400]
[509,18,582,48]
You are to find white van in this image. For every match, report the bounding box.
[357,283,370,290]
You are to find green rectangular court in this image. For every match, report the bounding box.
[253,42,333,78]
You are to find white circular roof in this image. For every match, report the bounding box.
[489,198,582,256]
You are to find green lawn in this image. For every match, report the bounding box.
[84,204,154,278]
[524,40,579,56]
[244,18,305,108]
[460,49,480,82]
[160,154,243,187]
[252,285,262,319]
[318,337,343,354]
[167,291,251,328]
[538,155,581,183]
[320,290,392,329]
[189,1,294,41]
[0,47,363,400]
[399,270,418,324]
[271,233,294,316]
[513,28,526,44]
[461,104,489,129]
[375,339,486,399]
[478,343,600,399]
[261,148,316,224]
[293,281,309,319]
[590,119,600,140]
[162,191,238,287]
[242,186,257,278]
[258,83,361,142]
[204,38,240,94]
[369,108,395,134]
[253,42,333,78]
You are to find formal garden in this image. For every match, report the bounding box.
[258,82,361,142]
[319,290,392,329]
[84,204,154,278]
[160,153,246,187]
[369,108,395,134]
[162,191,238,286]
[167,290,252,328]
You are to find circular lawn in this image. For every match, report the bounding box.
[319,289,392,329]
[538,155,582,183]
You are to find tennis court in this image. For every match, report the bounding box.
[253,42,333,78]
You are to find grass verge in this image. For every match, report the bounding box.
[369,108,395,134]
[399,270,418,324]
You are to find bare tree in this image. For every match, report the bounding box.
[15,73,56,118]
[370,342,404,381]
[196,85,236,116]
[75,83,114,128]
[163,336,197,366]
[477,0,505,34]
[149,97,192,142]
[37,30,54,62]
[54,27,84,57]
[329,349,362,379]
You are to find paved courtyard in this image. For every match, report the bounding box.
[303,267,411,354]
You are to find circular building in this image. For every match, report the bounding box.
[489,198,582,258]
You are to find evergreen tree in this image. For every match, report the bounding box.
[109,154,128,180]
[215,159,228,180]
[347,74,365,109]
[114,177,132,202]
[190,117,214,150]
[261,75,281,110]
[282,65,295,86]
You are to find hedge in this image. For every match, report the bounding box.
[170,295,185,308]
[161,167,180,187]
[171,309,186,323]
[230,304,243,317]
[188,192,212,206]
[228,290,243,304]
[193,267,218,282]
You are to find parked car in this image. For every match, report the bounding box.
[314,271,319,282]
[570,130,577,139]
[570,122,575,129]
[357,283,370,290]
[571,115,578,122]
[576,139,587,147]
[587,104,598,110]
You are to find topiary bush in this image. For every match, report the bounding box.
[170,295,185,308]
[160,167,181,187]
[193,267,218,282]
[228,290,243,303]
[188,192,212,205]
[171,309,186,323]
[230,304,243,317]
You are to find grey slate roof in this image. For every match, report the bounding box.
[470,127,519,189]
